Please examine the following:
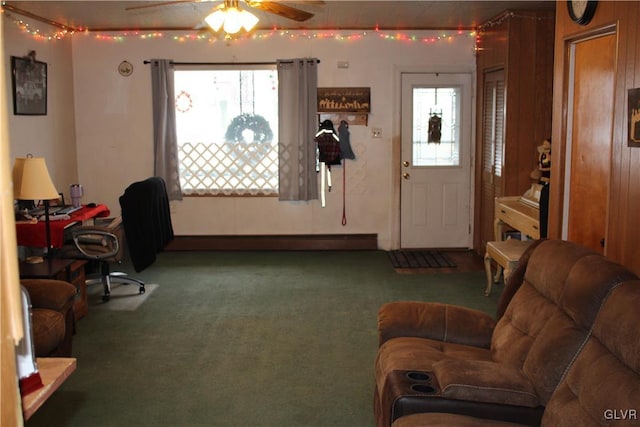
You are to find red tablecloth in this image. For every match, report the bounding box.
[16,204,110,248]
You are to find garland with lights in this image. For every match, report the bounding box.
[225,113,273,143]
[3,10,477,45]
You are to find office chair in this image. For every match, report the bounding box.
[62,216,145,302]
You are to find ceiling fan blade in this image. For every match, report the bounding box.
[125,1,195,11]
[248,1,314,22]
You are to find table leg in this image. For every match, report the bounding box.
[483,252,493,296]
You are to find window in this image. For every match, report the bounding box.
[411,87,460,166]
[174,66,279,195]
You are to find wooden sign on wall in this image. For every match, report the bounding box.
[317,87,371,113]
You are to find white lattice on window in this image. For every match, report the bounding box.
[179,141,278,196]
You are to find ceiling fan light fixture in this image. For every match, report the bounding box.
[205,4,259,35]
[240,10,259,31]
[222,7,243,34]
[204,9,226,32]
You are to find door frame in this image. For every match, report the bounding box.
[560,26,617,250]
[391,65,476,250]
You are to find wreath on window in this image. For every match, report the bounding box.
[225,113,273,143]
[175,90,193,113]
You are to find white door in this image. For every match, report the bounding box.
[400,73,472,248]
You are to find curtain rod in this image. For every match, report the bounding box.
[143,59,320,66]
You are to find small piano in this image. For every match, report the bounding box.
[494,184,542,241]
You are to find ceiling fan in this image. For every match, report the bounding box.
[125,0,322,23]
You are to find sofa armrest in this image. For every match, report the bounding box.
[378,301,496,348]
[433,359,540,408]
[20,279,77,312]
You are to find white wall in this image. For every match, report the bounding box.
[4,22,475,249]
[4,17,77,195]
[72,30,475,249]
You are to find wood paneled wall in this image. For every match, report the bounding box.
[549,1,640,274]
[473,10,555,252]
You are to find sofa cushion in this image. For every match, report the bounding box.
[541,281,640,426]
[31,308,65,357]
[491,240,637,404]
[376,337,493,394]
[21,279,77,312]
[378,302,496,348]
[432,359,539,407]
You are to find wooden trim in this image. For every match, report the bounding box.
[165,234,378,251]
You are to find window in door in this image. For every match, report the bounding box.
[411,87,460,166]
[174,67,279,196]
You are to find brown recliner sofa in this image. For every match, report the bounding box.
[21,279,77,357]
[391,278,640,427]
[374,239,639,426]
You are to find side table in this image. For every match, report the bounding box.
[22,357,77,420]
[19,258,88,320]
[483,239,532,296]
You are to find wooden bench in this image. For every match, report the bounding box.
[483,240,533,296]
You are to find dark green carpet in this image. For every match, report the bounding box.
[26,250,499,427]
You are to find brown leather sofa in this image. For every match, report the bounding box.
[390,278,640,426]
[21,279,77,357]
[374,239,639,426]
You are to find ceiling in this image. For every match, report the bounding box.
[3,1,556,33]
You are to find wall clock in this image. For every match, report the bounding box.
[118,60,134,77]
[567,0,598,25]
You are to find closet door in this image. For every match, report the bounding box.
[479,69,505,247]
[564,33,615,254]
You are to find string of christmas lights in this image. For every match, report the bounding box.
[3,8,476,46]
[2,8,77,40]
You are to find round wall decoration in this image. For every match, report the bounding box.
[567,0,598,25]
[118,60,134,77]
[175,91,193,113]
[225,113,273,143]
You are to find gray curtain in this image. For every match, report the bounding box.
[150,59,182,201]
[277,58,319,201]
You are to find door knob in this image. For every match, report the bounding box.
[402,172,410,179]
[403,161,410,167]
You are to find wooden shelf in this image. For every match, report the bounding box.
[22,357,76,420]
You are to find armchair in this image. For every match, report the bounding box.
[20,279,77,357]
[61,216,145,302]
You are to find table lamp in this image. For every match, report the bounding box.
[12,155,59,261]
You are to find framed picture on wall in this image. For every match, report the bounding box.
[11,56,47,116]
[629,88,640,147]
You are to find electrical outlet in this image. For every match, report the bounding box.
[372,128,382,138]
[337,61,349,69]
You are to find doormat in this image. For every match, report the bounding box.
[387,250,457,269]
[88,283,158,311]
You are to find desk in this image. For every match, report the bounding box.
[493,196,540,241]
[22,357,76,420]
[16,204,110,249]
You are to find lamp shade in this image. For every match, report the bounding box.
[204,4,259,35]
[240,10,259,32]
[12,156,59,201]
[204,9,225,32]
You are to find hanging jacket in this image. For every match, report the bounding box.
[315,119,341,166]
[338,120,356,160]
